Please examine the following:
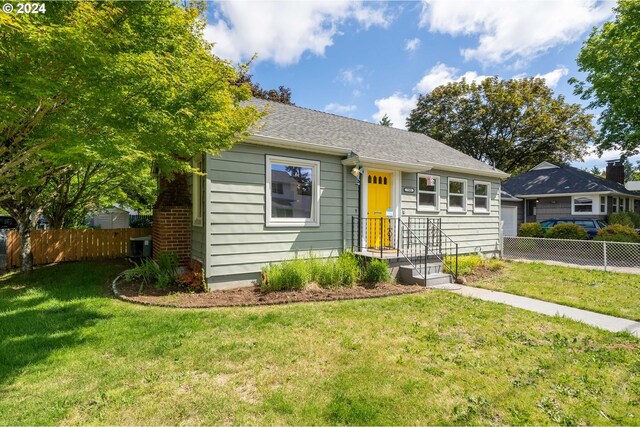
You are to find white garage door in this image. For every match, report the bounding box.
[501,206,518,237]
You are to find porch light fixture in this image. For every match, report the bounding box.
[351,164,364,184]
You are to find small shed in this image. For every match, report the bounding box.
[92,207,130,229]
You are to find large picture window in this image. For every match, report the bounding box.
[448,178,466,212]
[473,181,490,213]
[266,156,320,227]
[417,174,439,211]
[571,196,595,215]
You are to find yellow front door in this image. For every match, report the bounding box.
[367,171,392,248]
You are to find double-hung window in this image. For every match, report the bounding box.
[448,178,466,212]
[600,196,606,214]
[266,156,320,227]
[473,181,490,213]
[612,197,618,213]
[417,174,439,211]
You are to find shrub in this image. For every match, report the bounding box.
[545,223,588,240]
[315,251,361,288]
[260,258,308,292]
[121,251,180,290]
[130,217,152,228]
[155,252,179,289]
[518,223,544,238]
[122,258,158,290]
[628,212,640,228]
[608,212,635,228]
[488,258,505,271]
[363,259,391,284]
[594,224,640,243]
[178,269,207,293]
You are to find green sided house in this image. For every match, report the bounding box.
[152,99,509,289]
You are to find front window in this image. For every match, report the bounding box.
[600,196,606,214]
[266,156,320,227]
[572,196,594,214]
[448,178,466,212]
[612,197,618,213]
[417,174,439,211]
[473,181,490,213]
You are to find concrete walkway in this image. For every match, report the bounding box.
[450,285,640,337]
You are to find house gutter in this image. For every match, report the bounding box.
[341,156,431,173]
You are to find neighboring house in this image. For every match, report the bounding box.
[91,206,130,229]
[502,160,640,233]
[152,99,509,288]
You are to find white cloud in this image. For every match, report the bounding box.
[205,1,393,65]
[419,0,612,65]
[372,93,418,130]
[414,63,490,93]
[534,66,569,88]
[352,89,361,97]
[404,37,421,52]
[324,103,357,115]
[337,66,364,86]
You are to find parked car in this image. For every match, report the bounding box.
[539,218,607,239]
[0,215,17,230]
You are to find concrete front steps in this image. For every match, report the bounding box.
[397,263,453,286]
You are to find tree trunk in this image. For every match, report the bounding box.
[17,219,34,273]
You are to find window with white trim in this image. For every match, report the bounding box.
[448,178,466,212]
[192,155,204,226]
[571,196,595,215]
[417,174,439,211]
[266,156,320,227]
[473,181,490,213]
[612,197,618,213]
[600,196,606,214]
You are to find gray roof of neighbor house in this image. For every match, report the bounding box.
[245,98,507,178]
[503,163,640,197]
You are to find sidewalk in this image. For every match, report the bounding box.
[451,285,640,337]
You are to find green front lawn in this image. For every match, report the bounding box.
[472,262,640,321]
[1,262,640,425]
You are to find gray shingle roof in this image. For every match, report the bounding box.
[245,98,505,176]
[503,163,640,197]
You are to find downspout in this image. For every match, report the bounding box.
[342,164,347,251]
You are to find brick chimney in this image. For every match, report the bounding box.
[605,160,625,184]
[152,173,192,266]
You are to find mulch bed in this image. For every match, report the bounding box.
[114,279,429,308]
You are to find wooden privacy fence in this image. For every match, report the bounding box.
[5,228,152,268]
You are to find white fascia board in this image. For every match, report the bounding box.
[245,134,352,156]
[516,191,612,198]
[419,161,510,179]
[341,156,430,172]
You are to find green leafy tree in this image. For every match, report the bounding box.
[572,0,640,156]
[406,77,595,174]
[233,73,294,105]
[379,114,393,127]
[43,161,156,229]
[0,1,262,271]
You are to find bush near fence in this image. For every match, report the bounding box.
[4,228,151,269]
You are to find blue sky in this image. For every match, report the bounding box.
[204,0,629,171]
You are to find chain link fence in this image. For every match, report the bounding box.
[503,236,640,274]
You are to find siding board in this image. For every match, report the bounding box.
[207,143,357,285]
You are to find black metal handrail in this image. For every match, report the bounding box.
[350,216,459,283]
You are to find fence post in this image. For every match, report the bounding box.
[603,241,607,272]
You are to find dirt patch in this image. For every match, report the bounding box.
[114,279,429,308]
[457,266,505,284]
